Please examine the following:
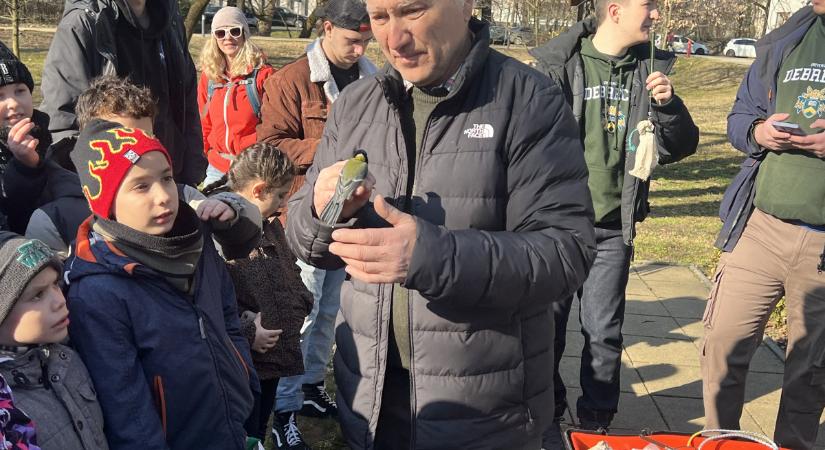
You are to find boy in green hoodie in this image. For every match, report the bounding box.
[530,0,699,441]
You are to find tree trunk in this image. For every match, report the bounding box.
[258,0,275,36]
[760,0,772,37]
[299,0,328,38]
[184,0,212,42]
[237,0,246,10]
[11,0,20,58]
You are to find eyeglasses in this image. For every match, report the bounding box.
[214,27,243,40]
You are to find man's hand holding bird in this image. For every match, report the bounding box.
[313,151,418,284]
[313,151,375,223]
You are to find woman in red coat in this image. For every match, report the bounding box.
[198,6,275,186]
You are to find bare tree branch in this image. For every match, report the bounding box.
[184,0,211,42]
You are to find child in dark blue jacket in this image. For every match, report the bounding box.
[64,118,262,450]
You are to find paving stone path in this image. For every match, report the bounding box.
[558,262,825,449]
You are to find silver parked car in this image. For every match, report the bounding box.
[508,26,534,46]
[489,25,509,45]
[668,35,709,55]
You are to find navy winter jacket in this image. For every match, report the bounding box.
[64,215,257,450]
[717,6,819,251]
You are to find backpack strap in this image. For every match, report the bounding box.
[207,79,218,102]
[202,70,261,119]
[243,67,262,118]
[201,78,222,118]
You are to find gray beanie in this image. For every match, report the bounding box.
[0,232,63,324]
[212,6,251,37]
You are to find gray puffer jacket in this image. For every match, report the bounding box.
[286,20,596,450]
[0,344,108,450]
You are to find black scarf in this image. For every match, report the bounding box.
[93,202,204,294]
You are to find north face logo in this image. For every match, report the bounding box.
[463,124,494,139]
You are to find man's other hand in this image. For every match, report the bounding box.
[329,196,417,284]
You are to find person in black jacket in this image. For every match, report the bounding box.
[40,0,206,187]
[0,42,56,234]
[284,0,597,448]
[530,0,698,442]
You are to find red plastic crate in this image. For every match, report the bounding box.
[565,429,789,450]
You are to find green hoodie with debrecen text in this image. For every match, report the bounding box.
[580,36,637,225]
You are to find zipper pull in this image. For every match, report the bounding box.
[198,316,206,339]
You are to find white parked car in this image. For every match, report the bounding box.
[723,38,757,58]
[668,35,709,55]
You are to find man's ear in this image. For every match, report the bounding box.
[607,1,622,24]
[323,20,334,36]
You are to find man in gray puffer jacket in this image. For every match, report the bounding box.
[285,0,596,448]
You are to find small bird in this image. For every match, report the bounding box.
[319,150,369,226]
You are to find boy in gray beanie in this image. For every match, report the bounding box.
[0,231,108,450]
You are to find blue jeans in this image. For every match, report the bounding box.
[202,164,225,187]
[552,225,631,426]
[274,260,345,413]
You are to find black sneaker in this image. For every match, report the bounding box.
[271,411,311,450]
[299,381,338,418]
[541,418,564,450]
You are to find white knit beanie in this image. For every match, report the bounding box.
[212,6,251,37]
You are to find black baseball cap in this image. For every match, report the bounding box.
[319,0,370,32]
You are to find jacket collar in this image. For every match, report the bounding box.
[63,0,122,21]
[757,6,817,48]
[531,17,673,72]
[755,6,818,94]
[306,38,378,103]
[530,17,596,70]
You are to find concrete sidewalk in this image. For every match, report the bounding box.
[558,262,825,448]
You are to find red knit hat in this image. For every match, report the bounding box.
[71,119,173,218]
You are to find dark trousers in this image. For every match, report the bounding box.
[245,377,280,439]
[374,365,411,450]
[552,226,631,426]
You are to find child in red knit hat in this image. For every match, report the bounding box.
[63,118,263,450]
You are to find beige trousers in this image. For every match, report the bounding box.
[701,208,825,450]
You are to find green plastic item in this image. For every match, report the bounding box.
[246,437,264,450]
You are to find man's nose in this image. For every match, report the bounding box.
[386,19,412,52]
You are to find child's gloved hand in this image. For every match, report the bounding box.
[196,198,236,223]
[7,118,40,168]
[252,312,282,354]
